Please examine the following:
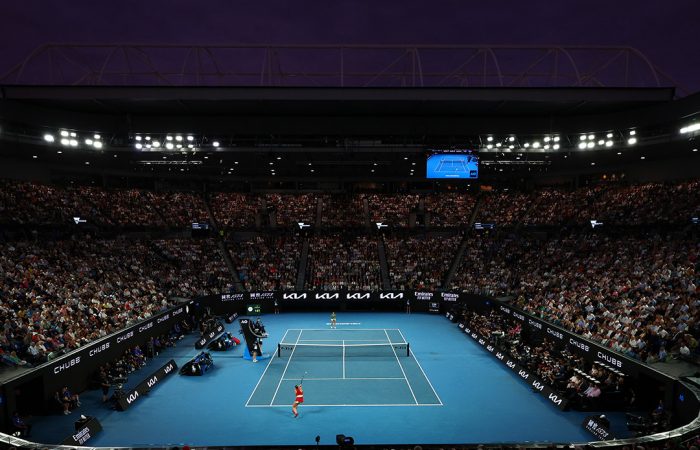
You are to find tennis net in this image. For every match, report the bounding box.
[277,342,410,358]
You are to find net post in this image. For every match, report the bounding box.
[277,343,281,358]
[406,342,410,357]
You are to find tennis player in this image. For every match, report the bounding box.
[292,384,304,418]
[330,312,337,329]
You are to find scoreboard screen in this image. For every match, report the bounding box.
[426,151,478,179]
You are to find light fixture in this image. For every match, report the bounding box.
[533,142,540,148]
[605,141,613,147]
[60,130,69,137]
[606,133,613,138]
[136,143,143,149]
[628,137,637,145]
[166,142,174,150]
[544,144,550,150]
[553,136,560,142]
[591,162,595,166]
[578,142,587,150]
[487,136,493,142]
[588,134,595,140]
[597,140,604,145]
[85,139,93,145]
[187,135,194,141]
[580,135,587,141]
[496,143,502,147]
[94,134,100,140]
[94,141,103,149]
[32,155,37,159]
[524,143,530,148]
[680,124,700,134]
[70,139,78,146]
[44,134,55,142]
[544,136,551,142]
[640,156,645,159]
[166,136,173,141]
[487,144,493,149]
[617,152,622,155]
[630,130,636,136]
[145,136,151,141]
[135,136,142,141]
[509,136,515,142]
[152,141,161,148]
[587,142,595,149]
[176,135,183,142]
[212,141,220,147]
[553,144,560,150]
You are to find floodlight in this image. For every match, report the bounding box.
[212,141,220,147]
[44,134,55,142]
[628,137,637,145]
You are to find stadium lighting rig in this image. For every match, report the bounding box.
[42,130,105,150]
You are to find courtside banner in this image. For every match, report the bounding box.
[462,323,568,410]
[195,322,225,349]
[116,359,177,411]
[492,300,673,382]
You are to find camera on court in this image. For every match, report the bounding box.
[336,434,354,448]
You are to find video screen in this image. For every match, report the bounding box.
[426,151,478,179]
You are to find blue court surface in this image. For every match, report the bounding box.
[29,313,629,447]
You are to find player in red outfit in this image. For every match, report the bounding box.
[292,384,304,418]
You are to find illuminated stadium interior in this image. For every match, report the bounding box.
[1,4,700,450]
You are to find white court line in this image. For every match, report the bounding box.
[284,329,401,331]
[342,340,346,379]
[295,339,389,342]
[246,403,442,408]
[397,329,443,406]
[281,377,405,381]
[385,329,418,405]
[270,329,302,405]
[245,329,289,407]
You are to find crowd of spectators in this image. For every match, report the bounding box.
[207,192,261,228]
[320,195,367,227]
[306,233,380,290]
[231,233,301,291]
[0,237,231,365]
[368,194,419,227]
[523,180,700,227]
[424,193,477,227]
[266,193,318,227]
[384,232,461,290]
[461,308,636,411]
[451,229,700,363]
[152,239,234,296]
[476,190,531,225]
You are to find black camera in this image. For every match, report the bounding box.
[336,434,354,448]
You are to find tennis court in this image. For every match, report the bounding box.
[246,328,442,407]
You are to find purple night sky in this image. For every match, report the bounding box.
[1,0,699,93]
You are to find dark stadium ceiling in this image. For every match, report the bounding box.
[0,86,699,182]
